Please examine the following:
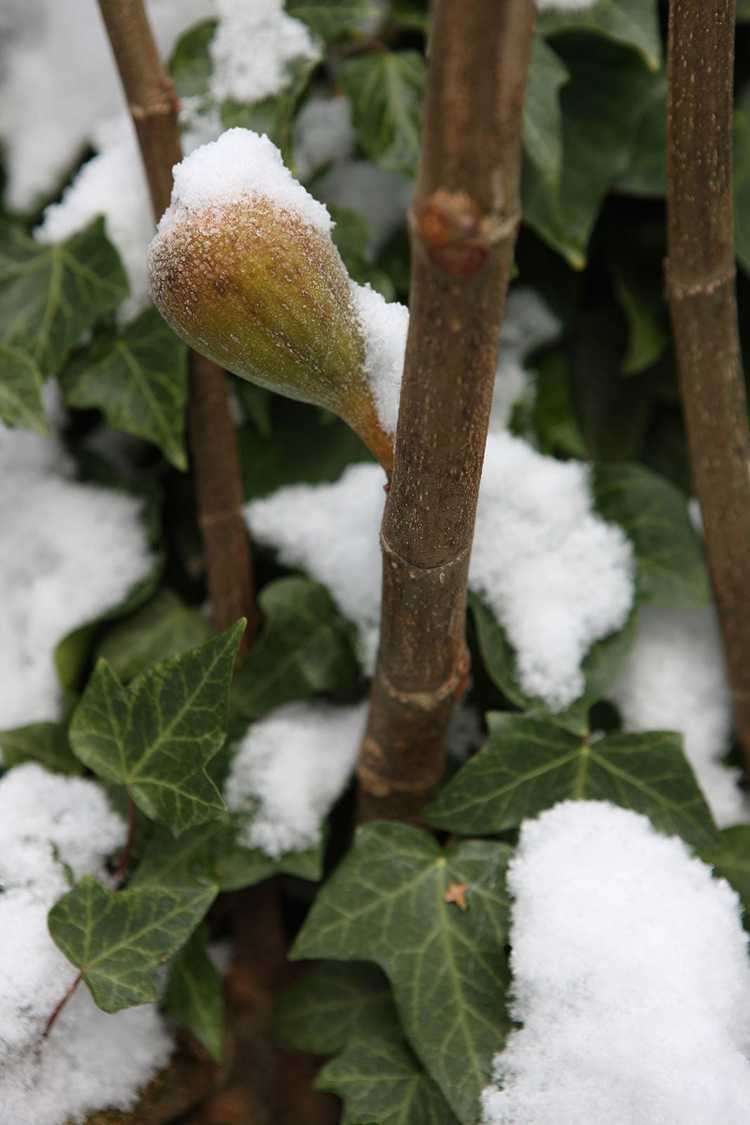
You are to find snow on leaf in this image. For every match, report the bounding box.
[69,622,245,835]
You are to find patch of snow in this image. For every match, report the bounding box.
[293,94,356,182]
[315,159,412,253]
[350,282,409,437]
[482,800,750,1125]
[537,0,595,10]
[490,289,559,433]
[225,701,366,857]
[157,128,332,238]
[0,0,215,212]
[247,431,634,709]
[36,117,154,323]
[0,763,173,1125]
[209,0,320,106]
[0,419,154,731]
[609,606,746,828]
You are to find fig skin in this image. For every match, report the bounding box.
[149,197,393,471]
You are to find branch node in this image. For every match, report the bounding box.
[412,189,519,278]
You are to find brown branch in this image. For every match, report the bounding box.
[666,0,750,773]
[97,0,257,647]
[357,0,536,822]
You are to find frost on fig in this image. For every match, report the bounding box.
[148,129,396,470]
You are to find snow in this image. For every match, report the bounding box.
[351,283,409,437]
[210,0,320,106]
[225,701,366,857]
[248,431,634,708]
[36,117,155,323]
[482,800,750,1125]
[156,128,332,237]
[536,0,595,9]
[0,416,154,732]
[609,606,747,828]
[0,0,214,212]
[489,289,558,432]
[0,763,173,1125]
[293,94,356,182]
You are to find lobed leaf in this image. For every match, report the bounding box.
[48,876,216,1012]
[293,822,512,1122]
[426,714,719,852]
[70,622,245,835]
[0,721,82,775]
[537,0,661,71]
[275,962,397,1056]
[165,925,225,1062]
[523,38,568,190]
[96,590,213,684]
[339,51,424,178]
[0,345,48,433]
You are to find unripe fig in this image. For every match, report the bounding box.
[148,130,398,470]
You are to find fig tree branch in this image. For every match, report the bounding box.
[666,0,750,773]
[97,0,257,647]
[357,0,536,822]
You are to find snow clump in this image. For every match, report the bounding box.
[0,763,173,1125]
[225,701,367,857]
[482,800,750,1125]
[292,95,356,182]
[209,0,320,105]
[351,283,409,437]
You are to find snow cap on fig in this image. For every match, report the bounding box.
[148,129,396,470]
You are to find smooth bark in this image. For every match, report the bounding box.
[666,0,750,771]
[98,0,257,646]
[358,0,536,821]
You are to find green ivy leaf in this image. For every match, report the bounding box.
[61,307,188,470]
[537,0,661,71]
[426,714,719,852]
[286,0,381,40]
[470,593,635,736]
[318,1031,459,1125]
[48,876,216,1012]
[0,722,82,775]
[165,925,225,1062]
[330,206,395,299]
[169,19,216,98]
[275,963,397,1056]
[0,218,128,374]
[529,351,587,458]
[133,818,323,892]
[339,51,424,178]
[614,73,666,196]
[0,345,48,433]
[591,463,710,607]
[232,578,361,721]
[70,622,245,834]
[612,267,668,374]
[293,823,512,1122]
[523,42,661,267]
[96,591,213,683]
[523,38,568,190]
[704,826,750,917]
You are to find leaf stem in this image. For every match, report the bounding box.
[113,792,138,887]
[42,971,82,1040]
[357,0,536,822]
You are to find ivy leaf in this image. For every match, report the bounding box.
[275,963,397,1056]
[330,206,395,299]
[61,307,188,470]
[133,818,323,892]
[614,73,666,197]
[286,0,381,40]
[426,714,719,852]
[339,51,424,178]
[612,267,668,374]
[70,622,245,834]
[165,925,225,1062]
[232,579,361,721]
[293,823,512,1122]
[537,0,661,71]
[530,352,587,458]
[470,593,635,736]
[0,345,48,433]
[0,722,82,775]
[169,19,216,98]
[96,591,213,683]
[591,463,710,607]
[48,876,216,1012]
[318,1031,459,1125]
[523,42,660,267]
[0,218,128,375]
[704,826,750,918]
[523,38,568,190]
